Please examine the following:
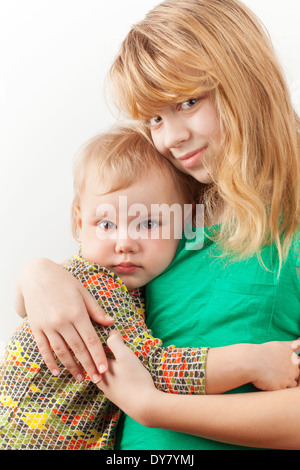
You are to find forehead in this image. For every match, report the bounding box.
[82,165,185,208]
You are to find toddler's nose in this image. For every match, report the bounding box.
[115,237,139,254]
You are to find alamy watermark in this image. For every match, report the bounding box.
[95,197,205,251]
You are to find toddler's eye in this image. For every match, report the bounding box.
[148,115,163,127]
[97,220,116,231]
[140,219,159,230]
[180,98,199,110]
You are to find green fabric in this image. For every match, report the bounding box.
[116,227,300,450]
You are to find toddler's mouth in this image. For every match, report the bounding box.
[113,263,140,274]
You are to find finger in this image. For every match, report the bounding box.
[291,338,300,351]
[69,314,110,378]
[106,330,128,358]
[46,330,86,381]
[108,329,122,339]
[96,356,117,388]
[81,285,115,326]
[58,324,104,383]
[288,380,299,389]
[291,350,300,366]
[33,329,61,377]
[53,287,111,378]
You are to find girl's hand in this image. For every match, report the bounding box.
[98,331,158,425]
[15,258,114,382]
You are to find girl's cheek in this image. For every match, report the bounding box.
[150,132,164,154]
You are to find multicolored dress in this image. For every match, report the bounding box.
[0,255,208,450]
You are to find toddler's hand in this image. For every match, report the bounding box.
[252,339,300,391]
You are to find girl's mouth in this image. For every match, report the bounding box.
[179,147,208,168]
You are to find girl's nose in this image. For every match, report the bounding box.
[163,117,190,150]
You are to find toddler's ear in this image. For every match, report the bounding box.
[73,205,82,240]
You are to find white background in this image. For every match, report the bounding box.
[0,0,299,350]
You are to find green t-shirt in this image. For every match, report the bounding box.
[116,227,300,450]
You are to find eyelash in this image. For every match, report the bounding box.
[139,220,159,230]
[148,116,163,127]
[97,220,159,231]
[148,96,202,128]
[180,97,200,110]
[97,220,116,231]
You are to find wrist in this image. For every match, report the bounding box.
[205,343,257,394]
[20,257,52,279]
[18,258,61,301]
[15,258,55,318]
[136,389,165,428]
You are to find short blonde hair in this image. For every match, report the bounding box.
[71,124,201,239]
[109,0,300,268]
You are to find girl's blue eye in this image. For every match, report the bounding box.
[148,115,163,127]
[140,220,159,230]
[181,98,199,110]
[97,220,116,231]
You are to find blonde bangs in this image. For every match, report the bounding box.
[109,8,218,120]
[110,52,215,121]
[109,0,270,120]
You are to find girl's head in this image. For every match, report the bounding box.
[71,125,201,288]
[109,0,299,264]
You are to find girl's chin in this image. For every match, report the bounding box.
[191,170,214,184]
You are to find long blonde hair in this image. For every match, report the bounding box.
[109,0,300,268]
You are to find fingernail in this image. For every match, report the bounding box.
[92,373,102,383]
[76,374,85,382]
[105,314,114,321]
[98,364,107,374]
[52,369,59,377]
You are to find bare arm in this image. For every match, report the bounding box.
[144,386,300,450]
[15,257,300,395]
[99,333,300,450]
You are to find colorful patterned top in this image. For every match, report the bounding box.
[0,255,208,450]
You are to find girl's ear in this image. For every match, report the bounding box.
[73,205,82,240]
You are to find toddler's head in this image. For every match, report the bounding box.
[72,124,200,288]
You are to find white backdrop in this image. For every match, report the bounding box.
[0,0,299,350]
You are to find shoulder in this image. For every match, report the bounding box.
[64,255,129,294]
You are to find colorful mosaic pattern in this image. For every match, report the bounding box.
[0,255,207,450]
